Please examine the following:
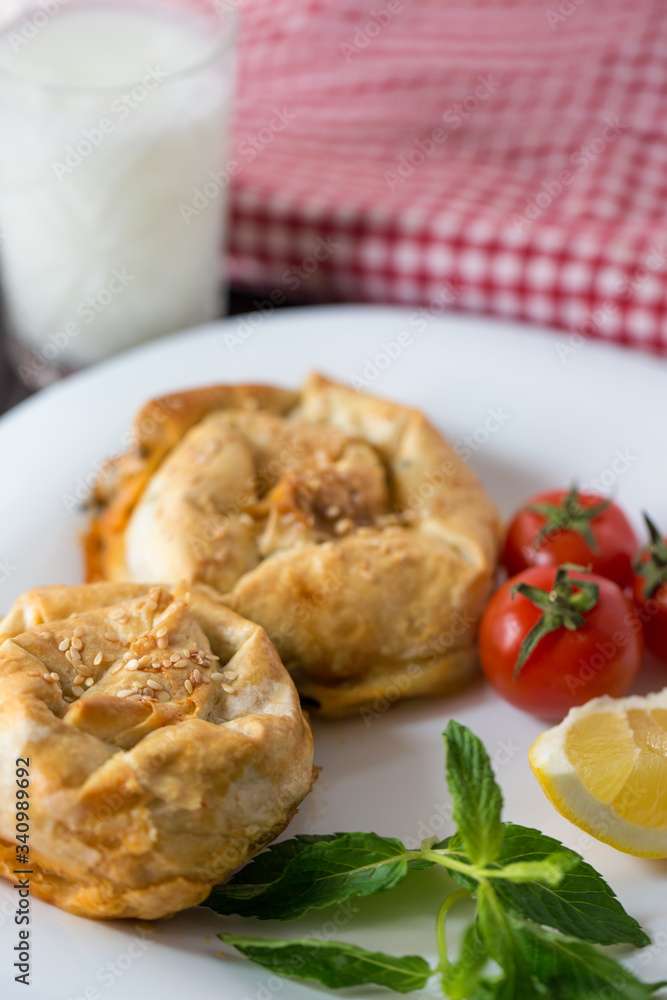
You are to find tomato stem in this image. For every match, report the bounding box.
[527,484,610,553]
[510,565,599,678]
[634,513,667,598]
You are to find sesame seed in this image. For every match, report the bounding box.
[176,658,190,669]
[78,664,93,677]
[72,685,84,697]
[184,679,194,694]
[74,673,86,686]
[85,677,94,688]
[223,670,237,680]
[156,627,168,638]
[222,683,235,694]
[127,692,142,700]
[156,690,171,702]
[104,632,118,642]
[110,608,125,620]
[125,659,139,671]
[144,601,157,614]
[73,626,84,638]
[143,687,153,697]
[71,637,83,651]
[146,679,162,690]
[191,653,203,665]
[116,689,132,698]
[157,637,168,649]
[68,613,78,619]
[58,638,70,652]
[169,653,180,663]
[193,668,203,684]
[211,672,224,680]
[93,652,103,666]
[138,655,153,668]
[324,505,341,519]
[50,672,60,681]
[69,648,82,665]
[63,696,74,703]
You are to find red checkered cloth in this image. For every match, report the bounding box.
[226,0,667,354]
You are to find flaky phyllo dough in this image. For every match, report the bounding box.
[85,375,502,715]
[0,583,314,919]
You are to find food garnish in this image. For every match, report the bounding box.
[210,722,663,998]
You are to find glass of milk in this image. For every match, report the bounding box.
[0,0,236,384]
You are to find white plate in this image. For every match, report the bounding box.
[1,305,667,1000]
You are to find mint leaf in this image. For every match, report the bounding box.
[207,833,412,920]
[496,850,578,886]
[441,922,489,1000]
[218,934,432,994]
[208,834,337,903]
[444,721,503,866]
[493,823,650,947]
[476,882,542,1000]
[515,921,667,999]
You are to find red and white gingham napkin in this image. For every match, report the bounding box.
[226,0,667,354]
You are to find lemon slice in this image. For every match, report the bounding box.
[529,688,667,858]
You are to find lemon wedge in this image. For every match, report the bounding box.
[529,688,667,858]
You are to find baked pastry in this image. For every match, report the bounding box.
[85,375,501,715]
[0,582,314,919]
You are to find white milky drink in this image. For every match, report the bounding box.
[0,0,235,374]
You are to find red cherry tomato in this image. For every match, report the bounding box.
[479,565,643,720]
[502,487,637,588]
[632,514,667,662]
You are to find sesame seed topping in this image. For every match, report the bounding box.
[193,668,203,684]
[176,658,190,669]
[222,683,235,694]
[146,679,162,690]
[68,613,78,619]
[184,679,194,694]
[127,692,142,701]
[169,653,180,663]
[144,601,157,614]
[74,673,86,686]
[223,670,237,680]
[157,637,168,649]
[93,652,103,666]
[156,627,168,638]
[104,632,118,643]
[156,690,171,702]
[71,636,83,651]
[69,648,82,665]
[211,672,224,680]
[50,672,60,681]
[324,505,341,519]
[63,695,74,703]
[72,685,84,697]
[73,625,84,638]
[125,659,139,671]
[85,677,94,688]
[58,638,70,652]
[116,689,132,698]
[109,608,125,620]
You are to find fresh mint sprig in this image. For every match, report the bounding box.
[209,720,664,998]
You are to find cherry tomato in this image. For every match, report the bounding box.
[502,487,637,588]
[632,514,667,662]
[479,565,643,720]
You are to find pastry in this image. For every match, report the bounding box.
[0,582,314,919]
[85,374,501,715]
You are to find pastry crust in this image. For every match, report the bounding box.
[85,374,502,715]
[0,582,314,919]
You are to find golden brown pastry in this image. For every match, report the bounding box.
[85,374,501,715]
[0,582,314,919]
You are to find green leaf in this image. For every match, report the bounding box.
[515,921,667,999]
[207,832,412,920]
[496,850,578,886]
[475,883,542,1000]
[493,823,650,947]
[218,933,432,994]
[443,721,503,867]
[208,834,337,903]
[441,922,489,1000]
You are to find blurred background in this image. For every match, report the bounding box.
[1,0,665,413]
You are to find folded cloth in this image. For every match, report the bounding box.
[226,0,667,354]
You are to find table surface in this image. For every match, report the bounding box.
[0,290,308,416]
